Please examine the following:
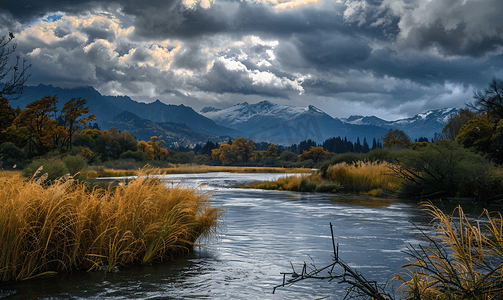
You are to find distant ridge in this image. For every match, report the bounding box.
[13,85,460,145]
[15,84,241,139]
[107,111,229,146]
[340,108,461,140]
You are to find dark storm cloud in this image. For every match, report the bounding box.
[171,42,208,71]
[295,31,372,70]
[82,26,116,43]
[2,0,503,120]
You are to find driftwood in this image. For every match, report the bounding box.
[273,223,394,300]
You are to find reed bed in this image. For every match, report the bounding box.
[395,203,503,299]
[0,171,222,282]
[325,161,402,193]
[0,170,21,178]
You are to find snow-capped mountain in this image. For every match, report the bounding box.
[202,101,460,144]
[201,100,389,145]
[340,108,461,141]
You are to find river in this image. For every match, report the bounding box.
[0,172,496,299]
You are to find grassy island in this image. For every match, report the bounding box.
[0,170,222,282]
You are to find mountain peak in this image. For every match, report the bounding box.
[308,105,324,114]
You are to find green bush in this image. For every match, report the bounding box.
[392,140,490,199]
[315,182,341,193]
[362,148,392,162]
[120,150,148,162]
[103,159,145,170]
[23,158,69,182]
[0,142,26,169]
[296,178,317,192]
[62,155,87,175]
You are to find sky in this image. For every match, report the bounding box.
[1,0,502,121]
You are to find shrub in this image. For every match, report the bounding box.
[390,140,491,199]
[362,148,392,162]
[103,159,145,170]
[62,155,87,175]
[0,142,25,169]
[297,178,317,192]
[120,150,148,162]
[23,158,69,182]
[315,182,341,193]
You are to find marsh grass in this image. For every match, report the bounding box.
[0,170,222,282]
[326,161,402,193]
[395,203,503,299]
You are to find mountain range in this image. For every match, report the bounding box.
[201,101,459,144]
[11,84,460,146]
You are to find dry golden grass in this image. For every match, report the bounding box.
[395,203,503,299]
[325,161,402,192]
[0,170,222,282]
[0,170,21,178]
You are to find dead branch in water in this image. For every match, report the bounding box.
[273,222,394,299]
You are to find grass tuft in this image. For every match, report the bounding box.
[325,161,402,192]
[0,169,222,282]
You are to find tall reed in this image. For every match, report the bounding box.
[395,203,503,299]
[325,161,401,192]
[0,171,222,282]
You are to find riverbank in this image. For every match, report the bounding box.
[241,161,401,198]
[83,165,314,178]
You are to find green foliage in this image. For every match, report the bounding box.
[296,178,317,192]
[315,182,341,193]
[391,140,490,199]
[120,150,148,162]
[0,142,25,169]
[363,148,393,162]
[62,155,87,175]
[23,158,69,182]
[103,159,146,170]
[280,150,298,162]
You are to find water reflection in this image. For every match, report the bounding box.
[3,172,501,299]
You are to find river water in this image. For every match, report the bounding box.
[1,172,497,299]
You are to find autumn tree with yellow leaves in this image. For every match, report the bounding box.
[382,129,411,149]
[300,146,328,163]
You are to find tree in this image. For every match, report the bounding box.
[11,96,67,157]
[382,129,410,148]
[60,97,96,150]
[0,96,16,144]
[0,33,31,99]
[457,115,503,164]
[266,144,278,157]
[470,78,503,120]
[231,137,255,162]
[441,108,479,140]
[301,146,328,163]
[211,143,236,165]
